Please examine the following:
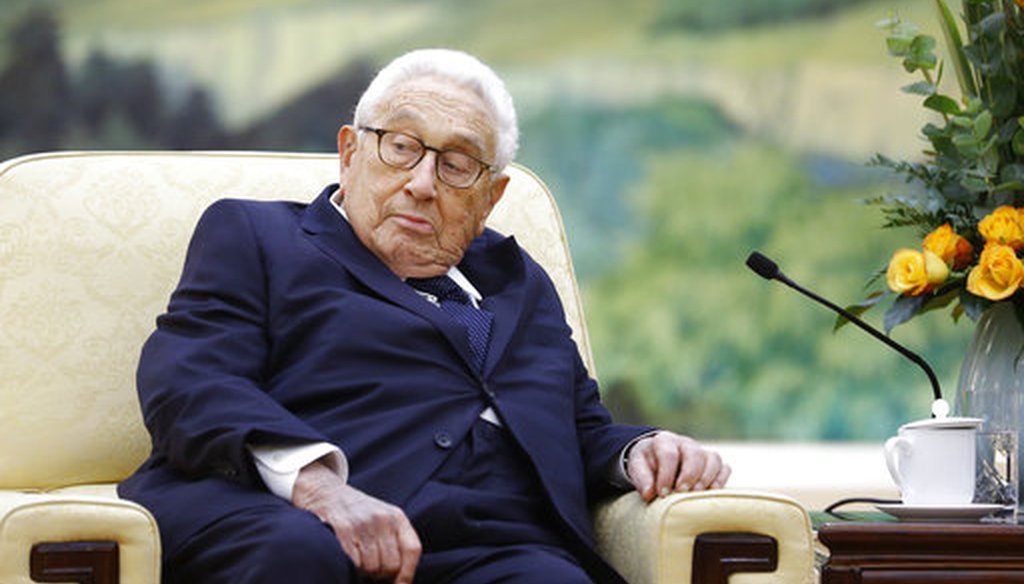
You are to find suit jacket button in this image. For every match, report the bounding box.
[434,432,453,449]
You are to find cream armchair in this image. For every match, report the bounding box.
[0,151,814,584]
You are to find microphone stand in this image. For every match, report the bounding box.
[746,251,944,405]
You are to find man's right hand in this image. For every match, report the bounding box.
[292,460,422,583]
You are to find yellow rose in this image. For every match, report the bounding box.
[978,206,1024,250]
[922,223,974,270]
[886,248,949,296]
[967,243,1024,301]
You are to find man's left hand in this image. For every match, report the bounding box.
[625,431,731,502]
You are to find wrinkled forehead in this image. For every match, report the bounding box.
[372,77,497,157]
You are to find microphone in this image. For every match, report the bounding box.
[745,251,948,417]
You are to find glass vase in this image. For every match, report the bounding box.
[955,301,1024,520]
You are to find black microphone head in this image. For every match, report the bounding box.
[746,251,780,280]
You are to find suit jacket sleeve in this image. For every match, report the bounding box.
[513,256,653,502]
[136,199,330,486]
[571,336,654,501]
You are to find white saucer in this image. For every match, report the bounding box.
[875,503,1005,522]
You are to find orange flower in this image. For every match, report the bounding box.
[967,242,1024,301]
[923,223,974,270]
[886,248,949,296]
[1018,0,1024,9]
[978,206,1024,250]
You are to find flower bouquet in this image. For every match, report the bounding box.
[859,0,1024,332]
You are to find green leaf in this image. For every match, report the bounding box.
[979,10,1007,40]
[1000,163,1024,185]
[993,180,1024,193]
[885,295,926,333]
[951,115,973,128]
[959,289,990,321]
[1012,128,1024,156]
[901,80,936,96]
[909,34,937,57]
[875,15,900,30]
[923,94,961,114]
[988,76,1017,117]
[934,0,977,97]
[962,176,990,192]
[974,109,993,139]
[835,291,889,332]
[920,284,960,314]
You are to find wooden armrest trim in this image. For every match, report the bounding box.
[30,541,119,584]
[692,532,778,584]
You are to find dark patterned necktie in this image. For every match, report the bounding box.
[408,275,493,372]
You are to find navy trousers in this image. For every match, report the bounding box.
[162,419,596,584]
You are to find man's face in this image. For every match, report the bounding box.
[337,76,509,279]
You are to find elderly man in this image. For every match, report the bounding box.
[119,48,730,584]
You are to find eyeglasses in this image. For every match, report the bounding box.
[360,126,495,189]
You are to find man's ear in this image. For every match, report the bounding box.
[477,172,510,231]
[337,125,358,171]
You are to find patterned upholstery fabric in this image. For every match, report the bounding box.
[0,151,593,490]
[0,151,813,584]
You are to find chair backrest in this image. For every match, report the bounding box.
[0,151,593,489]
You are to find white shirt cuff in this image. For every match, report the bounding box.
[249,442,347,501]
[612,430,661,488]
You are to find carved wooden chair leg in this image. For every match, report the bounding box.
[691,532,778,584]
[30,541,119,584]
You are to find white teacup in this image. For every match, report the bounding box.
[884,417,983,506]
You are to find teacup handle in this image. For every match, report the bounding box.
[884,436,911,491]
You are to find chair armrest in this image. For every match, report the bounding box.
[593,489,815,584]
[0,488,160,584]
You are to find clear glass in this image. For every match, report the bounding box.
[976,429,1019,522]
[956,301,1024,520]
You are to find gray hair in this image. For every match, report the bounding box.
[353,48,519,172]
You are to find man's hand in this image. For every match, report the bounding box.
[292,460,422,583]
[626,431,731,502]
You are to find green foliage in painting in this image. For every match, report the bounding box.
[518,99,738,280]
[580,137,973,440]
[653,0,875,32]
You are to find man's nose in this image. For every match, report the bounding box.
[405,152,438,199]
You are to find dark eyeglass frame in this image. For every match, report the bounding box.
[359,126,496,189]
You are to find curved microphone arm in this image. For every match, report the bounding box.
[745,251,943,403]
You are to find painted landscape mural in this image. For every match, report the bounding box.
[0,0,975,440]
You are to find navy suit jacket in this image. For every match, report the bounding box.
[119,185,650,576]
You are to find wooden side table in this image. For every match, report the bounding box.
[819,522,1024,583]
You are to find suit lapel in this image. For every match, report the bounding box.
[459,233,527,377]
[299,186,478,371]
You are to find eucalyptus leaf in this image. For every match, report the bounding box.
[876,16,900,29]
[951,114,973,127]
[992,180,1024,193]
[901,80,936,96]
[974,110,992,138]
[1013,128,1024,155]
[999,163,1024,185]
[961,176,989,192]
[988,77,1017,117]
[924,94,961,115]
